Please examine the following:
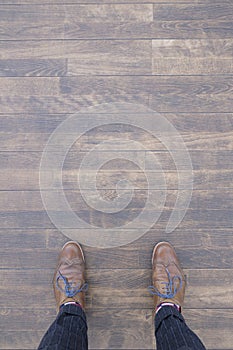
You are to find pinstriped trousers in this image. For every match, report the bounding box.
[38,305,206,350]
[38,304,88,350]
[155,306,206,350]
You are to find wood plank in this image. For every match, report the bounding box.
[1,114,233,151]
[46,227,233,258]
[0,0,206,4]
[0,59,67,77]
[1,19,232,40]
[65,20,233,41]
[0,77,59,96]
[1,268,233,309]
[67,40,151,75]
[0,40,149,60]
[1,150,233,171]
[0,168,233,191]
[60,76,233,113]
[153,3,233,21]
[1,330,44,350]
[152,39,233,75]
[1,208,232,230]
[153,39,233,58]
[0,75,232,113]
[1,129,233,151]
[0,4,153,40]
[182,309,233,349]
[1,332,231,350]
[60,75,233,99]
[0,4,232,40]
[0,1,232,350]
[2,227,233,267]
[64,169,233,191]
[1,112,233,151]
[1,226,233,250]
[0,229,46,249]
[0,308,155,349]
[1,226,233,269]
[0,247,141,270]
[0,40,151,75]
[0,151,233,178]
[1,308,233,349]
[0,92,228,114]
[1,113,233,133]
[1,189,233,212]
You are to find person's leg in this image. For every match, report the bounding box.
[149,242,206,350]
[37,241,88,350]
[38,304,88,350]
[155,306,206,350]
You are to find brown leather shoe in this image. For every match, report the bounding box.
[149,242,186,309]
[53,241,87,312]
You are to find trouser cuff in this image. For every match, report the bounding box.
[57,304,87,327]
[155,305,184,333]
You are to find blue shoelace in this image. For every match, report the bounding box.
[56,270,88,298]
[148,267,182,299]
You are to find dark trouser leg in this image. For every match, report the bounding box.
[38,304,88,350]
[155,306,206,350]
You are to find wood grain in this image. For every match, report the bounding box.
[1,227,233,251]
[1,308,233,349]
[0,112,233,151]
[1,1,233,349]
[0,77,59,95]
[0,75,232,113]
[0,209,233,232]
[1,268,233,309]
[0,41,151,76]
[1,189,233,212]
[1,150,233,170]
[0,40,151,76]
[0,4,232,40]
[152,39,233,75]
[0,0,208,4]
[1,168,233,191]
[1,113,233,133]
[2,227,233,274]
[153,3,233,21]
[0,59,67,77]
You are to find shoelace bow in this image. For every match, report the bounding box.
[56,270,88,298]
[148,267,182,299]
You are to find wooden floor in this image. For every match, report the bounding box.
[1,1,233,349]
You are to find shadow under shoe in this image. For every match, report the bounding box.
[53,241,88,312]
